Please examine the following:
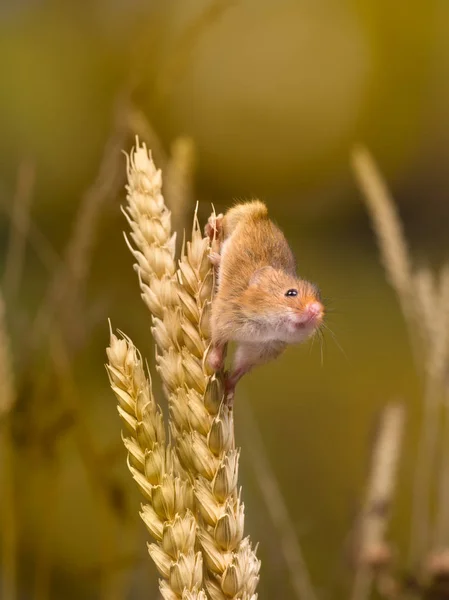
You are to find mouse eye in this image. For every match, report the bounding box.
[285,289,298,297]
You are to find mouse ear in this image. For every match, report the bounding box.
[249,266,276,287]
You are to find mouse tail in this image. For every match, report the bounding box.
[223,200,268,237]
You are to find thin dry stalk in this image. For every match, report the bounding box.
[432,266,449,550]
[0,428,16,600]
[33,458,59,600]
[164,137,196,236]
[409,267,449,566]
[351,147,449,573]
[413,269,438,353]
[0,192,61,277]
[114,141,260,599]
[351,403,405,600]
[49,324,129,576]
[3,159,35,304]
[0,290,17,600]
[434,387,449,550]
[50,326,132,600]
[240,400,317,600]
[31,91,131,350]
[351,147,421,365]
[0,292,15,421]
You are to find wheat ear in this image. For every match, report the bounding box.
[113,139,260,599]
[106,332,205,599]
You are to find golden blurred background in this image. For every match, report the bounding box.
[1,0,449,598]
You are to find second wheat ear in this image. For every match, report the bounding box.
[107,140,260,600]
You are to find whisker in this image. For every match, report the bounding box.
[321,323,349,362]
[309,331,316,356]
[315,327,325,367]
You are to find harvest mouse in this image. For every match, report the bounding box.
[205,200,324,404]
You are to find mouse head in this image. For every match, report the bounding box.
[240,266,324,342]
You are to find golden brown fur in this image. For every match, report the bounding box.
[206,200,323,402]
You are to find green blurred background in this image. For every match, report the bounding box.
[1,0,448,598]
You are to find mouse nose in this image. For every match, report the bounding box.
[304,301,323,321]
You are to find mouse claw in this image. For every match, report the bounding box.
[223,376,236,408]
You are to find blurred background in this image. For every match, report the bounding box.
[1,0,449,598]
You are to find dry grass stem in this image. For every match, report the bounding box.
[107,140,260,599]
[434,267,449,539]
[351,403,405,600]
[435,386,449,551]
[351,147,420,364]
[33,459,59,600]
[431,267,449,551]
[31,91,131,350]
[410,266,449,565]
[240,401,317,600]
[414,269,438,353]
[353,147,449,590]
[0,290,17,600]
[49,324,131,600]
[3,159,35,303]
[0,189,62,277]
[0,423,17,600]
[0,291,15,421]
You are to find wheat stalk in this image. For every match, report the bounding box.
[107,140,260,599]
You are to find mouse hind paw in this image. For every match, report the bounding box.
[208,251,221,267]
[208,344,225,372]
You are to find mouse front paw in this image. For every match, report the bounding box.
[205,213,224,241]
